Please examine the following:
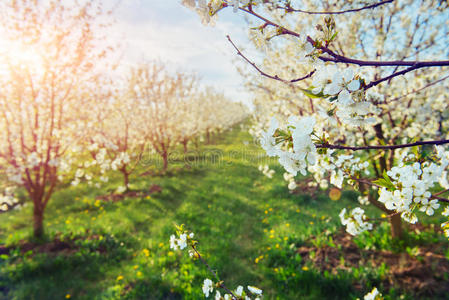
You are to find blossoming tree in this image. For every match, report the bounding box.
[129,63,199,171]
[182,0,449,240]
[81,77,149,191]
[0,0,114,237]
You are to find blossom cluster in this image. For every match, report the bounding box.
[377,147,448,224]
[339,207,373,236]
[169,232,194,251]
[308,151,370,189]
[283,172,297,190]
[363,287,383,300]
[260,116,317,176]
[0,187,19,211]
[312,64,379,127]
[258,165,275,179]
[202,278,263,300]
[72,146,133,187]
[181,0,261,25]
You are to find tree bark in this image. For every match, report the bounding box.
[182,140,188,154]
[365,182,404,240]
[162,151,168,170]
[33,202,44,238]
[390,213,403,239]
[123,171,129,190]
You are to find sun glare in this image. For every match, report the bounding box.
[0,39,44,73]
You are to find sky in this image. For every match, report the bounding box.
[111,0,256,105]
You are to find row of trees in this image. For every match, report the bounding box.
[0,0,247,237]
[82,64,247,190]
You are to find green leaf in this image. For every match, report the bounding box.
[330,31,338,41]
[328,95,338,102]
[373,174,395,191]
[299,88,327,99]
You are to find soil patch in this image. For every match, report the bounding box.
[298,232,449,297]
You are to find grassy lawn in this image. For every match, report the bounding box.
[1,127,448,300]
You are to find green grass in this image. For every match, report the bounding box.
[0,127,447,299]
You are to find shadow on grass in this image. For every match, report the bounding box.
[0,234,129,300]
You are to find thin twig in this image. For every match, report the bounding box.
[226,35,315,83]
[386,74,449,103]
[369,210,401,221]
[191,245,237,299]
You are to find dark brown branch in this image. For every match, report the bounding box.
[276,0,394,15]
[316,139,449,151]
[366,65,422,89]
[433,189,449,197]
[314,43,449,68]
[226,35,315,83]
[431,195,449,203]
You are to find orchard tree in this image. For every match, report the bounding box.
[0,0,115,238]
[81,77,149,191]
[194,87,249,145]
[130,63,198,171]
[182,0,449,240]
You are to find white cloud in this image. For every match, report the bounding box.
[110,0,255,104]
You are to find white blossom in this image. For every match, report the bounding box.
[202,278,214,298]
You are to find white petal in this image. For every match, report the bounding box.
[324,82,341,95]
[341,68,354,82]
[347,79,360,91]
[337,90,354,105]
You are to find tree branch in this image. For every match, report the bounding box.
[313,42,449,68]
[364,65,419,89]
[275,0,394,15]
[431,195,449,203]
[233,7,449,89]
[236,7,449,69]
[316,139,449,151]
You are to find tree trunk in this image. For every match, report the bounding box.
[365,183,405,240]
[162,151,168,170]
[390,213,403,239]
[33,203,44,238]
[182,140,188,154]
[123,171,129,190]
